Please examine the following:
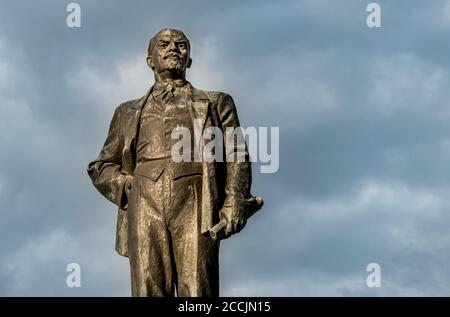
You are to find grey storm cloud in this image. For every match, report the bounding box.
[1,0,450,296]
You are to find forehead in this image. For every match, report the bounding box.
[155,30,188,42]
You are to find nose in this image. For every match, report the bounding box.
[167,41,179,52]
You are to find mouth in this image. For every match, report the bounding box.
[164,54,181,60]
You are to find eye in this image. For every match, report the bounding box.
[178,43,186,49]
[159,42,168,48]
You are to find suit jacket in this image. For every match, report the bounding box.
[87,82,252,257]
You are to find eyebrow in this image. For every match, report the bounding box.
[157,38,188,46]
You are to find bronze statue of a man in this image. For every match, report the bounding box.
[87,28,261,297]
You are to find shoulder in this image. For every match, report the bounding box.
[191,87,235,107]
[115,98,141,113]
[105,97,141,125]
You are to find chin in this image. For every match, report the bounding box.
[167,64,186,72]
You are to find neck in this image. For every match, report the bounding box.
[154,71,186,86]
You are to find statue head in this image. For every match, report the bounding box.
[147,28,192,81]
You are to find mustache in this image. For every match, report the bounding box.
[164,53,182,59]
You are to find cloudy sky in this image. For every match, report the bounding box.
[1,0,450,296]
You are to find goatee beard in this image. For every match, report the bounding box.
[165,62,185,72]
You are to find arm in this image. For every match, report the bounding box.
[87,107,131,209]
[217,93,252,237]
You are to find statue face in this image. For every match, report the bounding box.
[148,29,191,75]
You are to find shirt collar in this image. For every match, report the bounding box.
[151,80,189,102]
[153,79,188,92]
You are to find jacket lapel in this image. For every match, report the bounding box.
[188,83,211,134]
[126,86,153,152]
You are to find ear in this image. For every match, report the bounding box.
[146,56,154,69]
[187,57,192,68]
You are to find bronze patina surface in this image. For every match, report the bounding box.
[87,28,262,297]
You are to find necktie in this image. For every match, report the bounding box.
[153,83,175,104]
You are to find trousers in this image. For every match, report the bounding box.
[127,170,220,297]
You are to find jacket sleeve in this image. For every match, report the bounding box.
[87,106,129,209]
[217,93,252,212]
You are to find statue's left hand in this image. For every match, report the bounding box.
[219,205,247,238]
